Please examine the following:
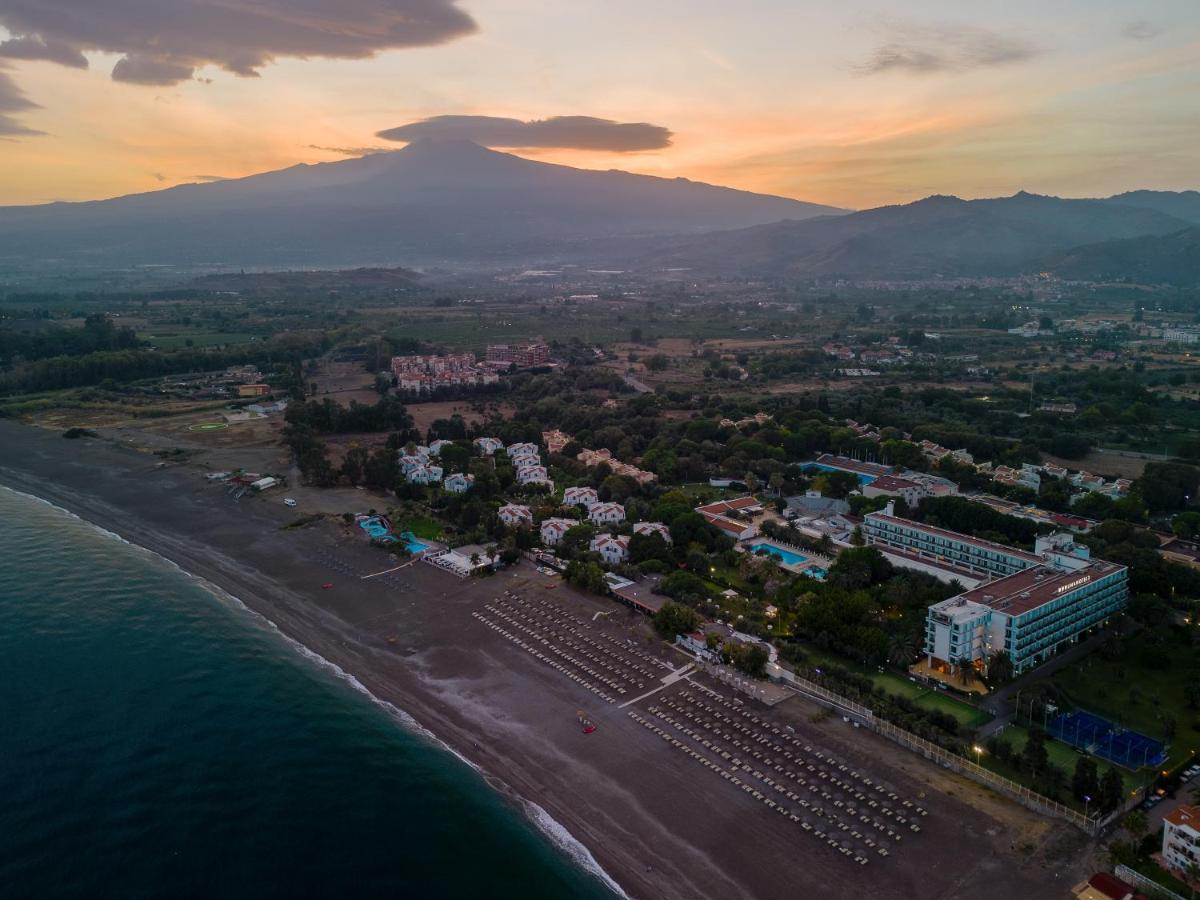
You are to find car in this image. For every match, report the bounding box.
[284,498,297,507]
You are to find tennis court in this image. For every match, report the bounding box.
[1049,710,1167,770]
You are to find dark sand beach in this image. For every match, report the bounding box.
[0,420,1095,899]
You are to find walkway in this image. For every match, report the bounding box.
[618,663,694,708]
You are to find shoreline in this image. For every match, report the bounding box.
[5,481,627,896]
[0,420,1092,899]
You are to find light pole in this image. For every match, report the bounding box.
[973,744,984,767]
[1084,794,1091,819]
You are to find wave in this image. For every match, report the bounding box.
[0,482,629,899]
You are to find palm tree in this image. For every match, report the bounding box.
[485,544,498,566]
[1124,809,1148,845]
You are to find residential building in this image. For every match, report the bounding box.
[632,521,672,543]
[442,473,475,493]
[1071,873,1145,900]
[863,475,930,508]
[563,486,599,508]
[515,465,553,488]
[1163,805,1200,874]
[588,502,626,525]
[406,464,443,485]
[237,383,271,397]
[542,429,573,454]
[390,353,499,392]
[474,437,504,456]
[540,517,576,547]
[428,439,454,456]
[590,533,631,565]
[507,442,539,461]
[512,454,542,471]
[497,504,533,527]
[398,453,428,474]
[485,342,552,367]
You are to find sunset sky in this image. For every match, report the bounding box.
[0,0,1197,209]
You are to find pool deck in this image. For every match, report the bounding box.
[741,540,835,576]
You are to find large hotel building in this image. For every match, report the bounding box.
[863,506,1128,677]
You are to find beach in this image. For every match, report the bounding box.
[0,420,1096,899]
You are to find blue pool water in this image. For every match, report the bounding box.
[803,463,877,485]
[748,543,808,567]
[399,531,429,554]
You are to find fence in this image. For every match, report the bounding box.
[1114,864,1188,900]
[772,669,1129,834]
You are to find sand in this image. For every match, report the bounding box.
[0,420,1095,899]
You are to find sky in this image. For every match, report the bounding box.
[0,0,1197,209]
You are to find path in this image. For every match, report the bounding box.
[618,663,695,709]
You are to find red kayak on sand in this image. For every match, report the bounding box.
[577,710,597,734]
[321,583,333,589]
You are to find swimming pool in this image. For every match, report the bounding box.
[802,463,877,485]
[398,532,429,554]
[748,543,808,567]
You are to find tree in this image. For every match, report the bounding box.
[653,602,699,639]
[1072,757,1100,803]
[644,354,669,372]
[1136,462,1200,513]
[727,642,769,677]
[1098,767,1124,813]
[987,651,1014,686]
[1021,728,1049,777]
[1124,809,1148,843]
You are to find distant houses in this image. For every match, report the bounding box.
[632,521,672,543]
[474,437,504,456]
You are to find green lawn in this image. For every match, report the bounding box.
[788,640,993,728]
[395,516,443,541]
[989,723,1144,798]
[139,330,259,350]
[1045,627,1200,772]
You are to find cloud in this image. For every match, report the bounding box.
[1121,20,1163,41]
[377,115,674,151]
[308,144,392,157]
[0,66,40,135]
[0,0,477,85]
[857,23,1039,75]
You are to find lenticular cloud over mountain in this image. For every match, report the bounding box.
[0,0,477,85]
[378,115,674,152]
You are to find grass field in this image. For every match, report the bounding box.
[396,516,443,541]
[139,330,260,350]
[792,641,993,728]
[1046,626,1200,772]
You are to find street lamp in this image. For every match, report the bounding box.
[1084,794,1091,819]
[973,745,984,765]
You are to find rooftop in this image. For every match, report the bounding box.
[949,559,1126,617]
[696,496,762,516]
[812,453,892,477]
[1166,804,1200,830]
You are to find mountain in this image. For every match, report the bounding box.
[1102,190,1200,224]
[1046,227,1200,286]
[0,140,846,272]
[639,191,1194,278]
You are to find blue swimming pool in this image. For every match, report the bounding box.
[748,543,808,567]
[802,463,876,485]
[398,532,429,554]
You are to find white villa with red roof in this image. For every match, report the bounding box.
[498,504,533,527]
[590,533,630,565]
[588,502,625,525]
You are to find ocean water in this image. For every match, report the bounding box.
[0,486,618,899]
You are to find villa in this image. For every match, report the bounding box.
[406,464,444,485]
[498,503,533,527]
[588,502,626,525]
[428,439,454,456]
[563,486,599,508]
[507,442,540,460]
[516,465,553,487]
[590,533,631,565]
[442,472,475,493]
[474,437,504,456]
[540,517,577,546]
[632,521,672,543]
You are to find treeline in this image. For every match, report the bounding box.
[285,395,415,435]
[911,495,1044,548]
[0,332,329,395]
[0,314,142,364]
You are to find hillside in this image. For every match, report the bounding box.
[0,140,845,272]
[1047,227,1200,286]
[639,192,1193,278]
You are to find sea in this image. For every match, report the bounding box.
[0,486,620,899]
